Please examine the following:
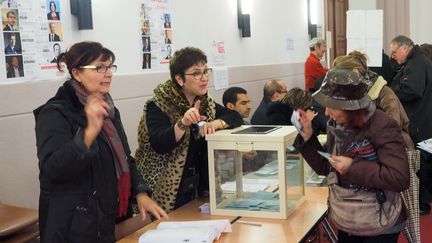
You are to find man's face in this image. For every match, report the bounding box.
[9,35,16,47]
[49,23,56,33]
[273,80,287,101]
[391,43,409,64]
[228,93,252,118]
[7,13,16,26]
[11,57,19,67]
[53,44,61,56]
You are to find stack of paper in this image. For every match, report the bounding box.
[417,138,432,154]
[138,219,232,243]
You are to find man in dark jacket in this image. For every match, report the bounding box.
[251,79,287,125]
[389,35,432,214]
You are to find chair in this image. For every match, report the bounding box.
[0,203,39,243]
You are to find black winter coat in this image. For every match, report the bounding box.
[34,80,150,243]
[390,45,432,143]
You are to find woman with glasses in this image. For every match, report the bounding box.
[135,47,242,212]
[34,41,167,243]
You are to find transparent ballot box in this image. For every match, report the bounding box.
[206,125,305,219]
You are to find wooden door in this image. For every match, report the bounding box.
[325,0,348,66]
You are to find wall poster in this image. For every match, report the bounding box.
[140,0,173,71]
[0,0,66,83]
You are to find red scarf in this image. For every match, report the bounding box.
[72,80,131,217]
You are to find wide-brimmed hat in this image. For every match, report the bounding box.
[313,69,371,110]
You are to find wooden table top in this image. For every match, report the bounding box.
[117,186,328,243]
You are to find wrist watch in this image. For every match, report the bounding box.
[220,119,227,129]
[176,119,188,130]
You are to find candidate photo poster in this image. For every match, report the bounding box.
[139,0,173,71]
[0,0,66,83]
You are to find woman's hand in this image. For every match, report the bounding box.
[83,94,109,148]
[136,193,168,221]
[297,108,317,142]
[181,100,206,126]
[329,155,353,175]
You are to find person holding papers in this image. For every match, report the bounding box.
[135,47,242,212]
[294,69,409,242]
[34,41,167,243]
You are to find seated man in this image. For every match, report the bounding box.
[251,79,287,125]
[221,87,272,178]
[222,87,251,124]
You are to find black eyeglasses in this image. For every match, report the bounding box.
[79,65,117,73]
[184,68,213,80]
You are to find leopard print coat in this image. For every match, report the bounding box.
[135,79,215,212]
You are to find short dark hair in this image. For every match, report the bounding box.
[169,47,207,86]
[56,41,115,78]
[263,79,285,100]
[6,11,16,18]
[222,87,247,107]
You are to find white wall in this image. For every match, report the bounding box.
[348,0,376,10]
[0,0,309,209]
[410,0,432,44]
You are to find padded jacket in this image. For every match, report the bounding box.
[34,80,150,243]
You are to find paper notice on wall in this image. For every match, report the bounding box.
[1,0,67,83]
[140,0,173,71]
[347,10,383,67]
[210,40,226,65]
[213,66,228,90]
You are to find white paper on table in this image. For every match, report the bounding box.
[157,219,232,239]
[138,227,215,243]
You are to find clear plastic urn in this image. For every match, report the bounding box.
[206,125,305,219]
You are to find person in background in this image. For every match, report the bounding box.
[250,79,287,125]
[142,53,151,69]
[222,86,252,124]
[420,43,432,63]
[4,32,21,54]
[333,51,414,149]
[34,41,167,242]
[48,22,61,42]
[47,1,60,20]
[163,14,171,28]
[6,56,24,78]
[295,69,409,243]
[142,20,150,35]
[164,30,172,44]
[389,35,432,215]
[304,37,328,92]
[165,44,172,59]
[264,87,327,134]
[50,43,61,63]
[135,47,242,212]
[3,11,18,31]
[221,86,268,176]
